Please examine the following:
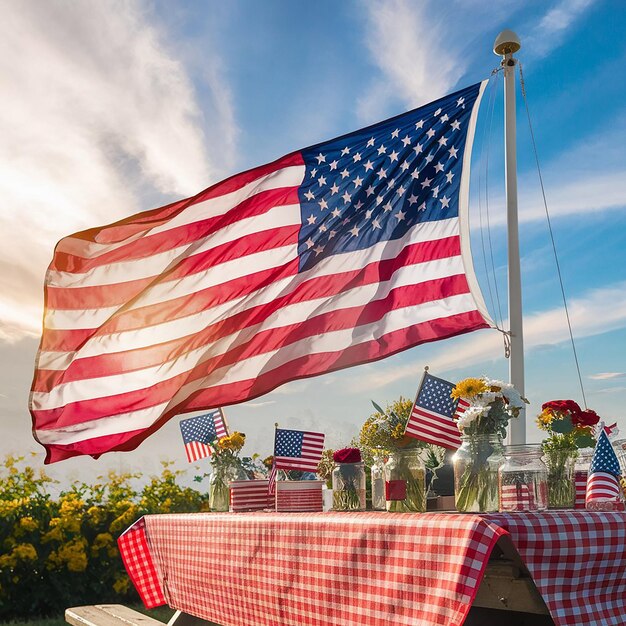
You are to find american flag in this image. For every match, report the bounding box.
[586,429,624,505]
[275,481,324,512]
[575,470,588,509]
[273,427,325,472]
[179,408,228,463]
[229,480,272,512]
[500,483,536,512]
[30,81,490,463]
[404,371,466,449]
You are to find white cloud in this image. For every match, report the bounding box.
[589,372,626,381]
[0,0,236,342]
[347,279,626,391]
[525,0,599,58]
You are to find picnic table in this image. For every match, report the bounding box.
[118,511,626,626]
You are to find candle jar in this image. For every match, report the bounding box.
[370,455,386,511]
[499,444,547,512]
[332,462,366,511]
[384,449,426,513]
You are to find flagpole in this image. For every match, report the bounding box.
[494,30,525,444]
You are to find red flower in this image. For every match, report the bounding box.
[573,409,600,428]
[333,448,362,463]
[542,399,581,415]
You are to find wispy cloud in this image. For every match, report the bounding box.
[525,0,599,58]
[589,372,626,381]
[589,386,626,395]
[0,0,236,342]
[241,401,277,408]
[347,279,626,391]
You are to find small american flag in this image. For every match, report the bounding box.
[586,429,624,506]
[229,480,272,512]
[274,428,325,472]
[404,371,465,449]
[179,408,228,463]
[275,481,324,512]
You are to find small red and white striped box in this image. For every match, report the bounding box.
[229,480,272,512]
[275,480,324,512]
[500,483,536,512]
[575,470,588,509]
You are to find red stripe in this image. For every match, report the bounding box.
[33,276,474,421]
[39,309,488,462]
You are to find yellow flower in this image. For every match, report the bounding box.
[218,432,245,452]
[91,532,114,556]
[48,537,88,572]
[19,517,38,532]
[13,543,37,561]
[452,377,488,400]
[113,573,131,595]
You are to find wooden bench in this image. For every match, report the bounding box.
[65,605,217,626]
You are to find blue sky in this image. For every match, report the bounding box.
[1,0,625,484]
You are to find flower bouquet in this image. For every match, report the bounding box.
[537,400,598,508]
[207,432,246,511]
[331,448,366,511]
[452,377,526,512]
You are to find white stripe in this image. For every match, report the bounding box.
[33,285,475,409]
[53,165,305,260]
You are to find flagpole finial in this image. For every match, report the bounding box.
[275,422,279,429]
[493,30,521,57]
[424,365,429,372]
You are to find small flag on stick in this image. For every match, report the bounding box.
[404,369,465,449]
[586,428,624,509]
[179,408,229,463]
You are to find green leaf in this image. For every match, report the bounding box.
[371,400,385,415]
[576,434,595,449]
[551,418,574,434]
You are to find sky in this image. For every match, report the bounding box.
[1,0,626,486]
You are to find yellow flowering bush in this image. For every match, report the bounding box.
[0,454,209,620]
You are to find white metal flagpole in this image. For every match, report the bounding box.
[494,30,525,444]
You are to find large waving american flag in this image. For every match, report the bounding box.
[30,81,491,463]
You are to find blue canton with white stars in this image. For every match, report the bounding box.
[416,373,459,418]
[297,82,482,271]
[590,430,621,476]
[180,412,218,445]
[274,428,305,458]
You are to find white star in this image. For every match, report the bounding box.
[319,224,327,232]
[418,202,426,211]
[372,218,381,229]
[331,208,341,218]
[410,169,419,180]
[377,144,387,155]
[314,245,324,256]
[413,143,423,155]
[307,214,316,225]
[408,194,418,205]
[319,198,328,210]
[340,168,350,179]
[353,175,363,188]
[448,146,458,159]
[421,177,432,188]
[434,107,442,116]
[329,160,338,170]
[415,119,424,129]
[365,185,375,197]
[446,171,454,183]
[438,136,448,147]
[396,185,406,196]
[377,167,387,179]
[364,160,374,172]
[391,128,400,138]
[316,153,326,164]
[365,209,373,219]
[305,237,315,249]
[304,190,315,200]
[440,195,450,208]
[350,225,359,237]
[440,113,449,123]
[318,175,326,186]
[353,152,361,162]
[341,147,350,156]
[456,97,465,106]
[329,229,337,239]
[395,210,406,221]
[311,168,317,177]
[432,185,440,198]
[355,200,364,210]
[342,191,352,204]
[383,201,393,212]
[425,153,434,163]
[367,137,375,147]
[389,150,399,162]
[426,128,436,139]
[376,196,384,206]
[435,162,444,173]
[330,182,339,195]
[451,120,461,131]
[400,161,410,172]
[402,135,411,147]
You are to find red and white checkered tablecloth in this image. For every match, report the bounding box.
[122,512,505,626]
[119,511,626,626]
[485,511,626,626]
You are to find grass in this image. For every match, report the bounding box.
[1,604,176,626]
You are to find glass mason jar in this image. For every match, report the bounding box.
[574,448,594,509]
[370,455,386,511]
[499,444,547,512]
[453,434,504,513]
[612,439,626,476]
[332,462,366,511]
[209,469,231,512]
[384,449,426,513]
[543,448,577,509]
